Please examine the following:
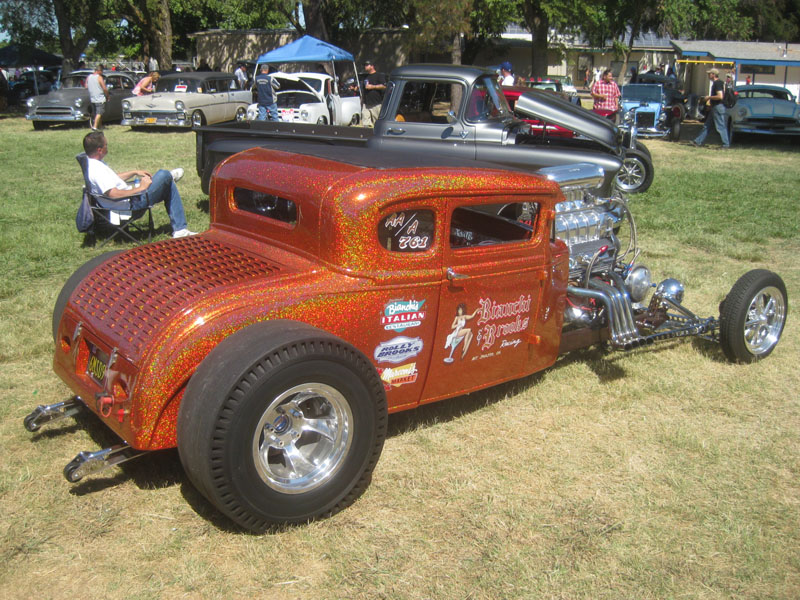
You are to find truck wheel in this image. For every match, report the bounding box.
[52,251,123,343]
[177,321,387,532]
[33,121,49,130]
[615,149,654,194]
[719,270,787,363]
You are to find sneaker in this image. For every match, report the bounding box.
[689,140,701,147]
[170,168,185,183]
[172,228,196,238]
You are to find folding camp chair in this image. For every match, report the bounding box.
[76,152,154,246]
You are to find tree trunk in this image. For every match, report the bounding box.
[302,0,328,41]
[522,0,549,79]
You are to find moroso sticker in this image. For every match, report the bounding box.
[378,362,419,389]
[382,299,426,332]
[374,336,424,364]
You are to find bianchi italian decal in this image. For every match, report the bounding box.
[444,294,532,363]
[378,362,419,390]
[382,299,426,332]
[374,336,424,364]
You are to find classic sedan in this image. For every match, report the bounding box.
[25,70,135,129]
[121,72,250,128]
[727,84,800,140]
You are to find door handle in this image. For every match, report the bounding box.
[386,127,405,135]
[447,268,469,281]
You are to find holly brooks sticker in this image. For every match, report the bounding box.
[374,336,424,364]
[382,299,426,332]
[378,362,419,389]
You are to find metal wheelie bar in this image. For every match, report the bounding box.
[23,395,85,432]
[63,444,146,482]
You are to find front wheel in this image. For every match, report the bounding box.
[719,270,787,363]
[32,121,49,130]
[177,321,387,532]
[235,107,247,122]
[615,148,654,194]
[669,120,681,142]
[191,110,205,128]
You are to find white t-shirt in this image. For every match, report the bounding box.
[501,74,515,86]
[87,157,131,195]
[87,73,105,104]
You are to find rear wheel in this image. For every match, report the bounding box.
[615,148,654,194]
[720,270,787,363]
[177,321,387,532]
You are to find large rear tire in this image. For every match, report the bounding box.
[177,321,387,532]
[719,270,787,363]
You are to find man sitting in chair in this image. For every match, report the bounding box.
[82,131,195,238]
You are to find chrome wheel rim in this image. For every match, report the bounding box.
[252,383,352,494]
[744,286,786,356]
[191,111,203,127]
[235,108,246,122]
[616,157,645,191]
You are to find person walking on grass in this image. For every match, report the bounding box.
[691,68,730,149]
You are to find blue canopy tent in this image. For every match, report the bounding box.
[255,35,361,99]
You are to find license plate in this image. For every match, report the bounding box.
[86,343,109,384]
[144,117,157,124]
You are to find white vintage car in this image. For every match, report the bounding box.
[121,72,251,128]
[246,72,361,126]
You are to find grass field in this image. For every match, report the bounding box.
[0,111,798,599]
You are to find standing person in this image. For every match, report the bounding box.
[360,59,386,128]
[87,65,108,131]
[147,56,158,72]
[82,131,195,238]
[499,61,515,85]
[132,71,160,96]
[590,69,621,119]
[235,63,248,89]
[255,64,280,121]
[691,68,730,149]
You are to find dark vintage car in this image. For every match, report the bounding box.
[727,84,800,141]
[25,70,136,129]
[10,70,56,104]
[635,72,688,119]
[26,143,787,532]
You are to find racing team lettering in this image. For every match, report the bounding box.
[380,211,434,253]
[374,336,424,364]
[383,299,426,332]
[476,294,532,352]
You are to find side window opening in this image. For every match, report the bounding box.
[450,202,537,248]
[394,81,464,124]
[233,188,298,226]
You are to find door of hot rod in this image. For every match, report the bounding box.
[421,195,562,403]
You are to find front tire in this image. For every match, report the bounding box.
[177,321,387,532]
[719,270,787,363]
[235,107,247,122]
[615,148,654,194]
[669,120,681,142]
[191,110,205,128]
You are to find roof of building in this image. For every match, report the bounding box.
[671,40,800,67]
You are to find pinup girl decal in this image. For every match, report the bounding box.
[444,303,480,363]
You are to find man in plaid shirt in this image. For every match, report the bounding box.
[591,69,621,116]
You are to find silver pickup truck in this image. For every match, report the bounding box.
[196,64,653,196]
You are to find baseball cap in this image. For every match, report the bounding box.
[363,59,375,67]
[707,68,719,75]
[500,61,513,72]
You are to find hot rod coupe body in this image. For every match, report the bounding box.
[27,142,787,532]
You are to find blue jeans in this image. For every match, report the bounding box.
[694,103,730,147]
[257,103,279,121]
[130,169,187,232]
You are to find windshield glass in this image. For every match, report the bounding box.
[62,75,88,88]
[155,78,203,93]
[465,75,512,122]
[622,84,663,102]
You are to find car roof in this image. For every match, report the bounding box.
[390,64,494,82]
[161,71,234,81]
[734,84,791,93]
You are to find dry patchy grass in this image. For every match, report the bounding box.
[0,114,798,599]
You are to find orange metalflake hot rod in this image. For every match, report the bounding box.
[26,142,787,532]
